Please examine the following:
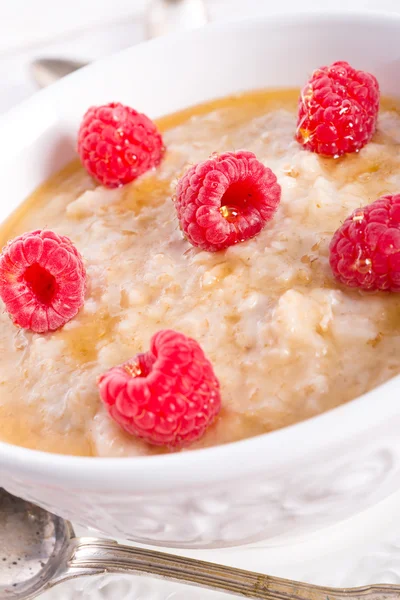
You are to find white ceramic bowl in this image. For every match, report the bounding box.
[2,11,400,549]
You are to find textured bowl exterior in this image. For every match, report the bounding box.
[1,12,400,548]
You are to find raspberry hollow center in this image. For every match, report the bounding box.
[220,180,264,222]
[124,352,155,378]
[24,263,57,305]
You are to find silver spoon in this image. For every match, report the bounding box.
[30,0,208,88]
[1,488,400,600]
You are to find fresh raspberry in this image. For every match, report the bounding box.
[329,194,400,291]
[296,61,380,156]
[175,150,281,252]
[0,230,86,333]
[77,102,164,188]
[98,330,221,448]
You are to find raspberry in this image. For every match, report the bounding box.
[296,61,380,156]
[175,150,281,252]
[0,230,86,333]
[77,102,164,188]
[98,330,221,448]
[329,194,400,291]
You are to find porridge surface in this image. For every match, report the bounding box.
[1,89,400,457]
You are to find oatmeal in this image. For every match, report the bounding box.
[1,89,400,456]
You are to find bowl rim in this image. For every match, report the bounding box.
[1,8,400,489]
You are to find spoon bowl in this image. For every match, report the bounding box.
[30,0,208,88]
[2,488,400,600]
[0,489,72,599]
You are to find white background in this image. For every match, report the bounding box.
[1,0,400,114]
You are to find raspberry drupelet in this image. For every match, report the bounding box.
[0,230,86,333]
[77,102,164,188]
[329,194,400,291]
[98,330,221,448]
[174,150,281,252]
[296,61,380,156]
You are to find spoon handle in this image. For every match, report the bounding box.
[63,538,400,600]
[146,0,208,38]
